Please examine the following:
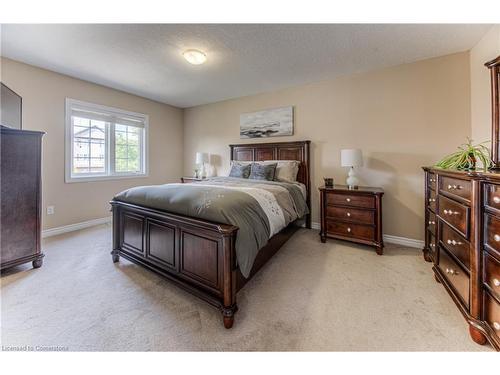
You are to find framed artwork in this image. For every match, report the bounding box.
[240,106,293,138]
[0,83,22,129]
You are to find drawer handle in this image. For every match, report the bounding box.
[346,198,351,202]
[347,227,351,233]
[494,322,500,331]
[447,184,462,190]
[428,198,436,202]
[445,268,458,276]
[494,234,500,242]
[430,243,435,248]
[429,178,435,183]
[443,209,459,215]
[493,196,500,204]
[493,278,500,287]
[346,212,351,217]
[428,220,435,225]
[446,239,462,246]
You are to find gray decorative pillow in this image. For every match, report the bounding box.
[249,162,277,181]
[229,163,251,178]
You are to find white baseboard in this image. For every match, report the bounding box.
[42,216,111,238]
[382,234,424,248]
[310,221,423,249]
[42,217,424,249]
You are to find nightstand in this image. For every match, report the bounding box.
[181,177,205,183]
[319,185,384,255]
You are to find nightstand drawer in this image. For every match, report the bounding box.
[326,193,375,209]
[326,220,375,241]
[326,206,374,225]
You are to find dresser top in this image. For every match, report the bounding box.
[319,184,384,194]
[423,166,500,183]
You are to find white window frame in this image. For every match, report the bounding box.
[65,98,149,183]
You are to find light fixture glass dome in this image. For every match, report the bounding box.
[183,49,207,65]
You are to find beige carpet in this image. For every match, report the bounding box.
[0,224,492,351]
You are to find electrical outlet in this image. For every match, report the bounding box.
[47,206,55,215]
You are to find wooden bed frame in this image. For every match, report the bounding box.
[110,140,311,328]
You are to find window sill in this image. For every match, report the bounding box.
[65,173,149,183]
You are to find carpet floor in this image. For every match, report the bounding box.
[0,224,493,351]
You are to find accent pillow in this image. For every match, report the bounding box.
[228,163,251,178]
[273,160,300,183]
[249,162,277,181]
[231,160,300,182]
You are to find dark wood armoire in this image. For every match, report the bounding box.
[1,125,45,270]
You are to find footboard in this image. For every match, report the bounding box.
[110,200,239,328]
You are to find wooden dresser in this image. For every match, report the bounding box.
[423,168,500,350]
[422,55,500,351]
[0,126,45,270]
[319,185,384,254]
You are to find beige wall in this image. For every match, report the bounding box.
[184,52,471,240]
[1,57,184,230]
[471,25,500,144]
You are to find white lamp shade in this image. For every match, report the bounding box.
[341,149,363,167]
[196,152,209,164]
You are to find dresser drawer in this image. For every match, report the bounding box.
[427,211,436,233]
[484,252,500,300]
[326,220,375,241]
[483,291,500,339]
[484,183,500,212]
[428,231,437,258]
[484,213,500,255]
[438,248,470,307]
[440,222,470,270]
[327,193,375,209]
[439,176,472,202]
[326,206,374,225]
[427,189,437,212]
[427,172,436,191]
[438,195,469,238]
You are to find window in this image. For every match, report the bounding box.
[65,99,148,182]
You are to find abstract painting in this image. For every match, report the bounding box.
[240,106,293,138]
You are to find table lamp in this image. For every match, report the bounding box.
[341,149,363,189]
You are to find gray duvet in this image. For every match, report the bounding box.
[113,177,308,277]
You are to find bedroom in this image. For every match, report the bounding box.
[1,0,499,372]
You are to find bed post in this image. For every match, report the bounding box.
[111,203,120,263]
[221,228,238,329]
[304,140,312,229]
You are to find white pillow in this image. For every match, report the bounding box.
[231,160,300,183]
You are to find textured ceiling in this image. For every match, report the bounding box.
[0,24,492,108]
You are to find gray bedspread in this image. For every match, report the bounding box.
[113,177,308,277]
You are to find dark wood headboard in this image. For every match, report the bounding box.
[229,140,311,228]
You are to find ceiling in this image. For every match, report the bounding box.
[0,24,492,108]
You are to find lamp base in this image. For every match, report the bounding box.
[346,167,359,189]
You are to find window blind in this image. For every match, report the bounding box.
[71,105,145,128]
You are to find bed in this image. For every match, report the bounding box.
[110,140,311,328]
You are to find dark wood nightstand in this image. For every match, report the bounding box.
[319,185,384,255]
[181,176,206,183]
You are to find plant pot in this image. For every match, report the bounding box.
[465,154,476,170]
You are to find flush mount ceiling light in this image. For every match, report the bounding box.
[182,49,207,65]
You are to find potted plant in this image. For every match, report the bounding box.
[435,138,492,171]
